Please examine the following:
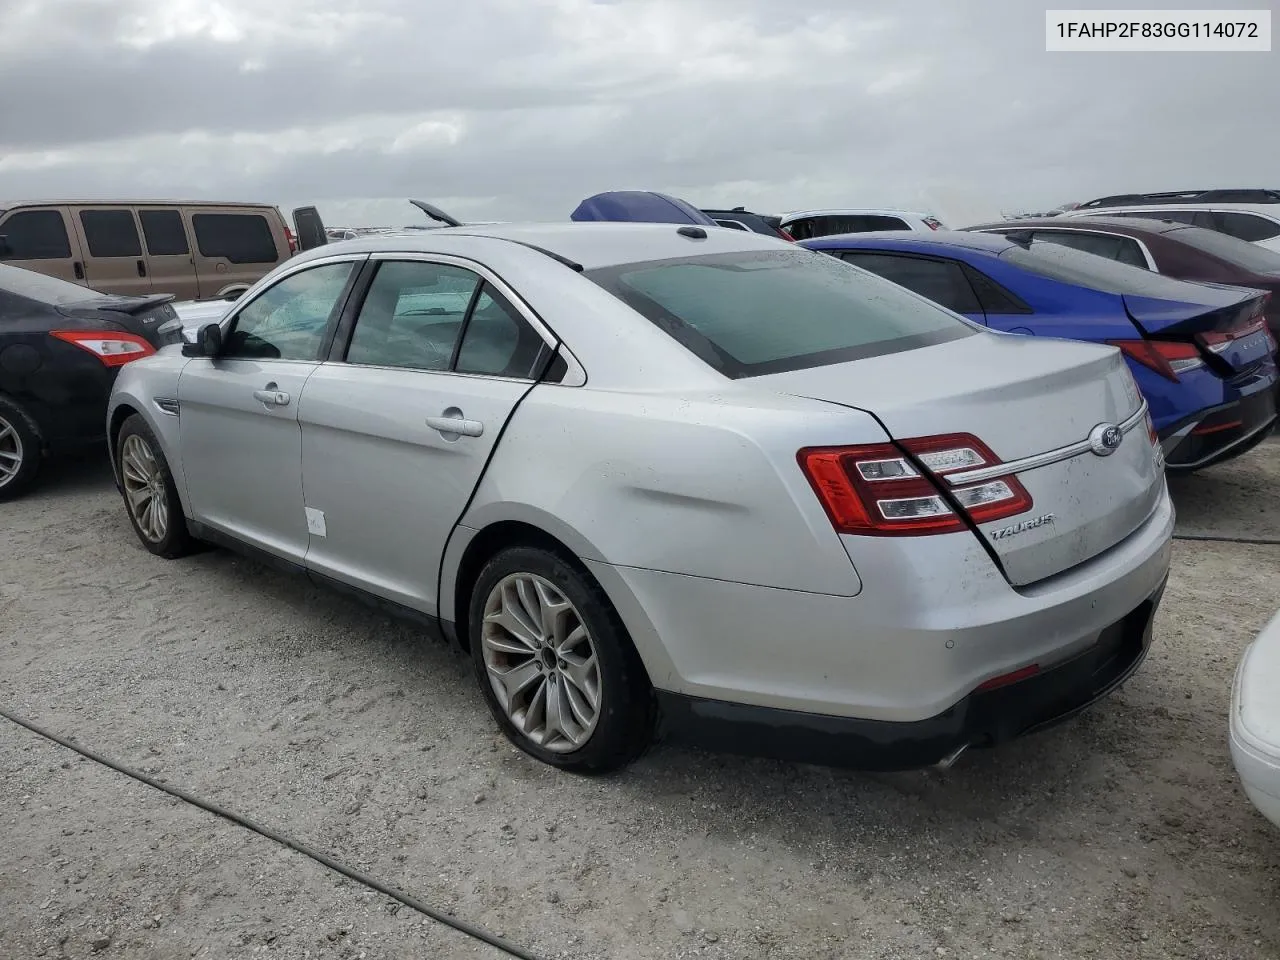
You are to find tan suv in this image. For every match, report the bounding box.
[0,201,327,300]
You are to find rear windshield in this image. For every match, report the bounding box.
[586,249,974,377]
[0,262,95,305]
[1001,240,1211,297]
[1165,225,1280,273]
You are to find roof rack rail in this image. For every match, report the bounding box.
[1078,189,1280,208]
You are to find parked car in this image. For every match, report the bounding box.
[1066,189,1280,253]
[700,207,794,241]
[1230,608,1280,830]
[800,231,1277,472]
[965,215,1280,339]
[0,264,183,500]
[570,191,717,225]
[108,223,1173,773]
[779,209,946,241]
[0,200,327,302]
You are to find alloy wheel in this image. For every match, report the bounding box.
[480,572,602,753]
[120,434,169,543]
[0,415,22,489]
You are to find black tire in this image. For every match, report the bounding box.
[115,414,194,559]
[469,545,654,773]
[0,396,42,502]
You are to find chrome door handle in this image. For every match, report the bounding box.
[252,389,291,406]
[426,414,484,439]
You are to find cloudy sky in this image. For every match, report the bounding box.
[1,0,1275,229]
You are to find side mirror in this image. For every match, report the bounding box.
[223,289,244,302]
[182,322,224,358]
[0,236,11,258]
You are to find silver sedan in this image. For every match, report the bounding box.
[107,222,1174,772]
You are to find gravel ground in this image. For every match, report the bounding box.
[2,438,1279,960]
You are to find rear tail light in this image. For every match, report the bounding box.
[285,226,298,254]
[922,217,944,231]
[50,330,155,367]
[1108,339,1203,381]
[775,228,797,243]
[797,433,1032,537]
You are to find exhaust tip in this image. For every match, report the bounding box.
[934,743,970,770]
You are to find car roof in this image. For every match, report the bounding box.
[801,229,1015,255]
[296,221,790,271]
[966,215,1185,236]
[0,198,277,209]
[779,208,931,222]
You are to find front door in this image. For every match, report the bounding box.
[70,206,152,296]
[0,207,87,285]
[298,257,548,615]
[177,258,363,561]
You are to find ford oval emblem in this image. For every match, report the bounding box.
[1088,422,1123,456]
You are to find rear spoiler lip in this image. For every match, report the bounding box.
[57,293,176,317]
[1122,291,1261,338]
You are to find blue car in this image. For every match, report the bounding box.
[801,231,1278,472]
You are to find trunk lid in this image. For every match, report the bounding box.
[57,294,183,348]
[756,332,1165,586]
[1123,289,1274,375]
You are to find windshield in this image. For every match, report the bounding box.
[0,262,95,305]
[1166,225,1280,274]
[1001,240,1220,298]
[587,249,974,378]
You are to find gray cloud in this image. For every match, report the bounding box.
[1,0,1275,227]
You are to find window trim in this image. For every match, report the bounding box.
[976,226,1159,271]
[326,251,585,385]
[215,253,370,365]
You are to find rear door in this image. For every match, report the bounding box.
[188,208,286,298]
[137,207,199,300]
[840,251,986,324]
[297,255,548,615]
[0,206,86,286]
[292,206,328,252]
[70,206,152,296]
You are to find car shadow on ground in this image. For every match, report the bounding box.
[22,453,116,500]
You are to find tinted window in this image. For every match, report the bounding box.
[840,252,980,314]
[455,286,546,378]
[1028,230,1150,269]
[192,213,279,264]
[224,261,354,361]
[1212,211,1280,243]
[139,210,189,256]
[79,210,142,257]
[782,218,817,241]
[714,219,751,232]
[1002,240,1223,297]
[962,266,1033,315]
[1164,225,1280,273]
[346,261,478,371]
[0,210,72,260]
[587,249,973,378]
[0,262,93,304]
[826,215,910,234]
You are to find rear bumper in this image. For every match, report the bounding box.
[657,578,1165,770]
[1159,386,1277,471]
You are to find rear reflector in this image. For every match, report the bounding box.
[975,664,1041,693]
[50,330,155,367]
[797,433,1032,537]
[1109,339,1203,381]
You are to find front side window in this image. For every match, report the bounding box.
[79,210,143,258]
[587,249,974,378]
[223,261,355,360]
[840,252,981,314]
[0,210,73,260]
[192,213,279,264]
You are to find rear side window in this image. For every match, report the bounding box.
[0,210,72,260]
[821,215,910,236]
[139,210,190,256]
[1212,212,1280,243]
[587,249,974,378]
[79,210,143,258]
[962,266,1033,315]
[346,261,479,371]
[839,252,981,314]
[1028,230,1148,269]
[192,213,279,264]
[1164,226,1280,273]
[455,286,547,378]
[1002,240,1218,297]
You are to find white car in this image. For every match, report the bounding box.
[778,209,946,241]
[1065,189,1280,254]
[1230,610,1280,828]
